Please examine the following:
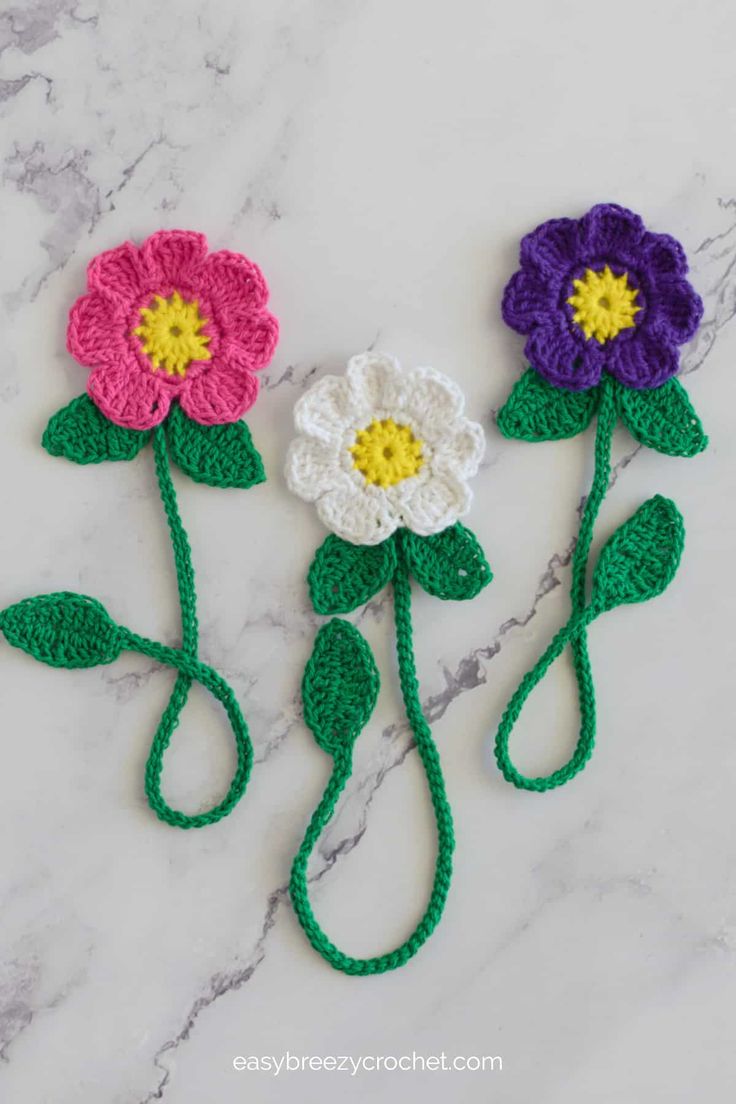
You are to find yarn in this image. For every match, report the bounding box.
[133,290,212,376]
[502,203,703,391]
[290,534,458,975]
[43,394,151,463]
[68,229,278,430]
[494,206,707,790]
[494,375,618,791]
[494,374,689,791]
[3,424,255,827]
[494,200,706,786]
[495,494,685,790]
[497,368,599,441]
[498,368,707,458]
[165,403,265,488]
[285,352,486,546]
[286,356,491,974]
[6,230,278,827]
[617,377,707,458]
[350,417,424,487]
[0,592,252,826]
[308,523,492,614]
[567,265,640,343]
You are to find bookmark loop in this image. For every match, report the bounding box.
[290,537,455,975]
[4,230,278,825]
[286,353,491,973]
[495,204,705,789]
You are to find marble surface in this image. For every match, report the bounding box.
[0,1,735,1100]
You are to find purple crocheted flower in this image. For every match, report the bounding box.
[502,204,703,391]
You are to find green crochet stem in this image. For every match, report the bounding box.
[290,533,455,975]
[122,627,251,793]
[144,425,251,827]
[495,373,616,791]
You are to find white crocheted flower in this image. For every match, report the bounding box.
[285,353,485,545]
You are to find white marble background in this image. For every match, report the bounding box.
[0,1,734,1100]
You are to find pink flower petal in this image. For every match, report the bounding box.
[201,250,269,312]
[86,241,151,302]
[67,291,127,368]
[88,361,170,430]
[141,230,208,288]
[178,347,259,425]
[226,309,279,370]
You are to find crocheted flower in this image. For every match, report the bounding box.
[286,353,485,546]
[502,203,702,391]
[68,230,279,429]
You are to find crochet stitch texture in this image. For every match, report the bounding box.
[2,230,278,828]
[69,229,278,429]
[286,354,491,975]
[285,352,485,545]
[502,203,703,391]
[494,203,706,791]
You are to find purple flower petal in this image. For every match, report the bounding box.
[641,231,689,279]
[519,217,580,279]
[649,280,703,344]
[579,203,645,260]
[607,330,679,389]
[501,269,555,334]
[525,323,603,391]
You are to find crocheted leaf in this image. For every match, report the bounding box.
[166,405,265,488]
[0,592,123,669]
[591,495,684,613]
[42,394,150,463]
[616,378,708,457]
[497,369,599,441]
[403,524,492,600]
[309,535,397,614]
[302,619,380,756]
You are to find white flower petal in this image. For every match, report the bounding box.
[286,354,482,543]
[284,436,339,502]
[346,351,406,414]
[401,366,465,440]
[432,418,486,478]
[316,483,399,546]
[293,374,353,443]
[397,471,472,537]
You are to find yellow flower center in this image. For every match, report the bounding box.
[133,290,211,377]
[566,265,641,344]
[350,418,424,488]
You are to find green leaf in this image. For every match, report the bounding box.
[165,404,265,488]
[302,620,380,756]
[0,592,123,669]
[616,377,708,457]
[591,495,685,613]
[402,524,493,600]
[42,394,150,463]
[309,535,397,614]
[497,368,599,441]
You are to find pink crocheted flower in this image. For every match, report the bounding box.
[68,230,279,430]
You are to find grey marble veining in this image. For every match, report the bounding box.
[0,2,735,1101]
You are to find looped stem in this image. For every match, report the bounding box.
[289,531,455,975]
[494,373,617,791]
[121,628,253,828]
[143,426,246,828]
